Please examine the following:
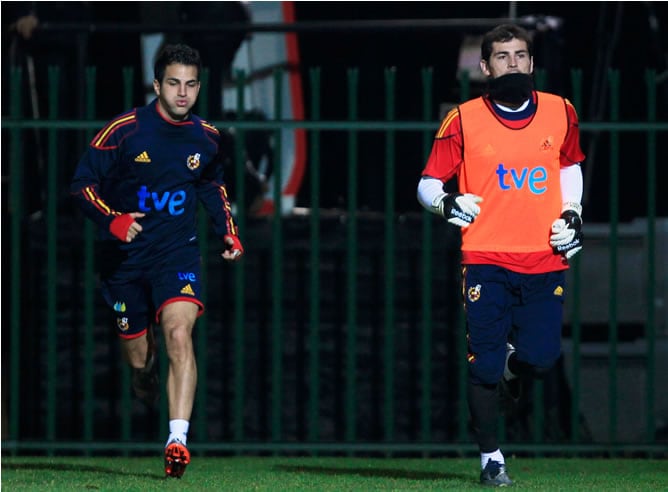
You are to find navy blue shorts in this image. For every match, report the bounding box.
[463,264,566,385]
[99,244,204,339]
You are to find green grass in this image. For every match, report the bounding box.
[2,456,667,491]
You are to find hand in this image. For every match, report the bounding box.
[550,209,583,259]
[222,234,244,261]
[434,192,483,227]
[109,212,145,242]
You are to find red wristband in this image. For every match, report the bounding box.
[224,234,244,253]
[109,214,135,242]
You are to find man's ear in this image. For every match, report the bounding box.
[153,79,160,96]
[479,59,491,77]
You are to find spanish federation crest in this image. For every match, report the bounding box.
[187,153,201,170]
[117,316,129,332]
[467,284,482,302]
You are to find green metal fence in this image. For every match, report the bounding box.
[2,65,667,457]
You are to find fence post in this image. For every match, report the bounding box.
[383,67,397,445]
[345,67,359,447]
[233,69,247,445]
[569,68,584,445]
[644,69,657,445]
[82,66,97,452]
[420,67,434,445]
[9,66,24,451]
[46,65,61,455]
[117,66,134,453]
[607,69,620,445]
[308,67,322,443]
[271,68,285,446]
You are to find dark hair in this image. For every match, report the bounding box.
[153,44,202,82]
[480,24,533,62]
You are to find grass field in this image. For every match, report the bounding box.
[2,456,668,491]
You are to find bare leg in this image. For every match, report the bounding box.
[120,331,151,369]
[121,327,158,404]
[159,301,199,420]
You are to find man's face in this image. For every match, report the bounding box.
[153,63,200,122]
[480,38,534,79]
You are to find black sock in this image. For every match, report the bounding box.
[468,379,499,453]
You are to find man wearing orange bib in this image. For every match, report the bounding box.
[417,24,585,486]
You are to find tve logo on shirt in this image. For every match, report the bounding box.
[495,164,547,194]
[137,186,186,215]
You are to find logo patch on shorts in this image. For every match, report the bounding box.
[467,284,482,302]
[553,285,564,296]
[117,317,129,332]
[113,301,126,312]
[180,284,195,296]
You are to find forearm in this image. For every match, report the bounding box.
[197,181,238,237]
[417,177,446,213]
[417,176,482,227]
[560,164,583,214]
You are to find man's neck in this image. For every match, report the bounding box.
[492,98,530,112]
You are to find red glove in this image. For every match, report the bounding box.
[109,214,136,242]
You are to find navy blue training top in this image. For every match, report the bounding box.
[70,98,238,266]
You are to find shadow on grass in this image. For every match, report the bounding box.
[3,462,164,481]
[274,464,470,481]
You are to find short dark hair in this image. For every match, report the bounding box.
[480,24,533,62]
[153,44,202,82]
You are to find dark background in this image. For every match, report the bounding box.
[2,1,666,448]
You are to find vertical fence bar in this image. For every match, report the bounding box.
[83,66,97,451]
[46,66,60,452]
[383,67,397,445]
[607,69,620,445]
[9,67,23,450]
[345,67,359,446]
[534,68,547,91]
[271,68,284,444]
[644,69,657,445]
[118,67,134,452]
[308,67,322,443]
[420,67,434,446]
[456,71,469,442]
[233,69,247,445]
[569,68,584,445]
[195,67,210,449]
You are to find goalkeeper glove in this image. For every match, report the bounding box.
[550,205,583,259]
[433,192,483,227]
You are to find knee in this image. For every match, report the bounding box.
[468,355,504,385]
[164,323,189,344]
[163,323,193,360]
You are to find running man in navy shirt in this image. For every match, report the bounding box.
[71,44,244,478]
